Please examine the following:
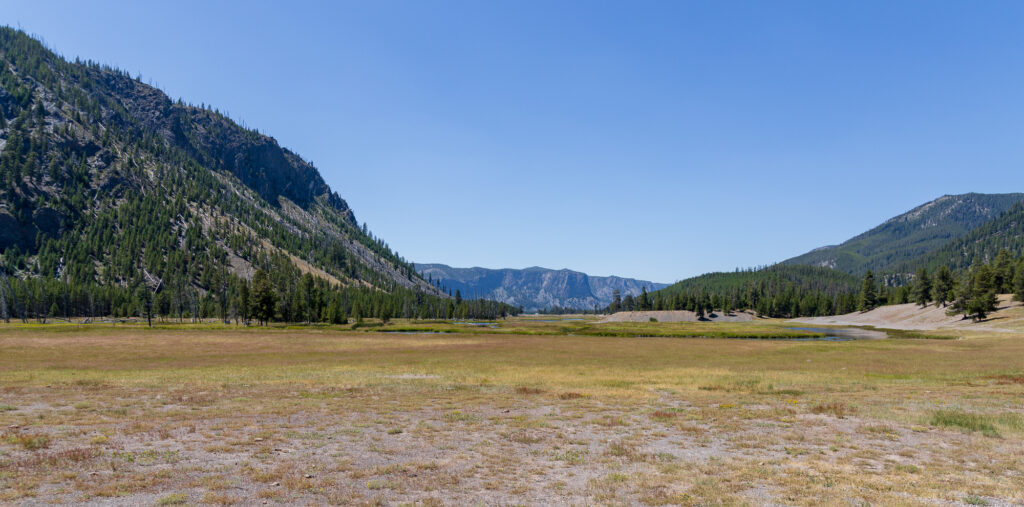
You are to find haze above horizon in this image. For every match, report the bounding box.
[6,1,1024,282]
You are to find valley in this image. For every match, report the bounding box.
[2,306,1023,505]
[2,18,1024,507]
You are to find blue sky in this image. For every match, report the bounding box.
[6,1,1024,282]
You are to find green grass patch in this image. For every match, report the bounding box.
[927,409,1020,437]
[157,493,188,505]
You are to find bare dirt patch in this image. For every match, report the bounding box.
[792,296,1023,331]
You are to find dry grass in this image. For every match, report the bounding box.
[0,321,1023,504]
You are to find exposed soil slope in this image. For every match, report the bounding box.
[791,295,1022,331]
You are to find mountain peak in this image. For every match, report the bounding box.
[785,193,1024,275]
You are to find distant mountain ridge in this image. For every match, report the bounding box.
[784,193,1024,275]
[417,264,669,312]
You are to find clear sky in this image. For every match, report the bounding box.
[5,1,1024,282]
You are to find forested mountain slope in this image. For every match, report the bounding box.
[0,28,485,321]
[417,264,668,312]
[896,202,1024,273]
[783,193,1024,275]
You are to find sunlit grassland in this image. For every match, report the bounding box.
[1,320,1022,504]
[0,321,1017,406]
[360,317,833,338]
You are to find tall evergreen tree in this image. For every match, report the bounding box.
[913,267,932,307]
[992,249,1015,293]
[610,289,622,313]
[1014,259,1024,302]
[251,270,276,326]
[933,265,955,307]
[858,270,877,312]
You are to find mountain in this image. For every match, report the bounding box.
[896,201,1024,273]
[783,193,1024,275]
[416,264,669,312]
[0,28,488,321]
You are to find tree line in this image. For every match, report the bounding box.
[856,249,1024,321]
[599,251,1024,321]
[0,260,520,325]
[603,265,861,318]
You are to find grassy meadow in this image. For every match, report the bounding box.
[0,317,1022,505]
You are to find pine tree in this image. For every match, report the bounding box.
[992,249,1015,293]
[913,268,932,307]
[237,282,250,325]
[135,286,153,327]
[623,294,635,311]
[0,280,8,323]
[966,267,1000,321]
[966,291,998,322]
[352,300,363,323]
[858,270,877,312]
[251,270,276,326]
[1013,258,1024,302]
[933,265,955,307]
[946,274,972,318]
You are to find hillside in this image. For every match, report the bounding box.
[784,193,1024,275]
[896,202,1024,273]
[0,28,499,321]
[417,264,668,312]
[792,295,1023,331]
[642,264,862,318]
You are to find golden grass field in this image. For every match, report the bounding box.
[1,315,1023,505]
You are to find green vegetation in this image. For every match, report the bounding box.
[929,410,1000,437]
[0,28,517,323]
[616,265,861,318]
[899,202,1024,273]
[157,493,188,505]
[784,193,1024,275]
[609,251,1022,322]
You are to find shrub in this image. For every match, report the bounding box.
[810,402,855,418]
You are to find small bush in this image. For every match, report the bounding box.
[810,402,855,418]
[158,493,188,505]
[199,492,238,505]
[514,386,544,395]
[443,410,478,423]
[4,432,50,450]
